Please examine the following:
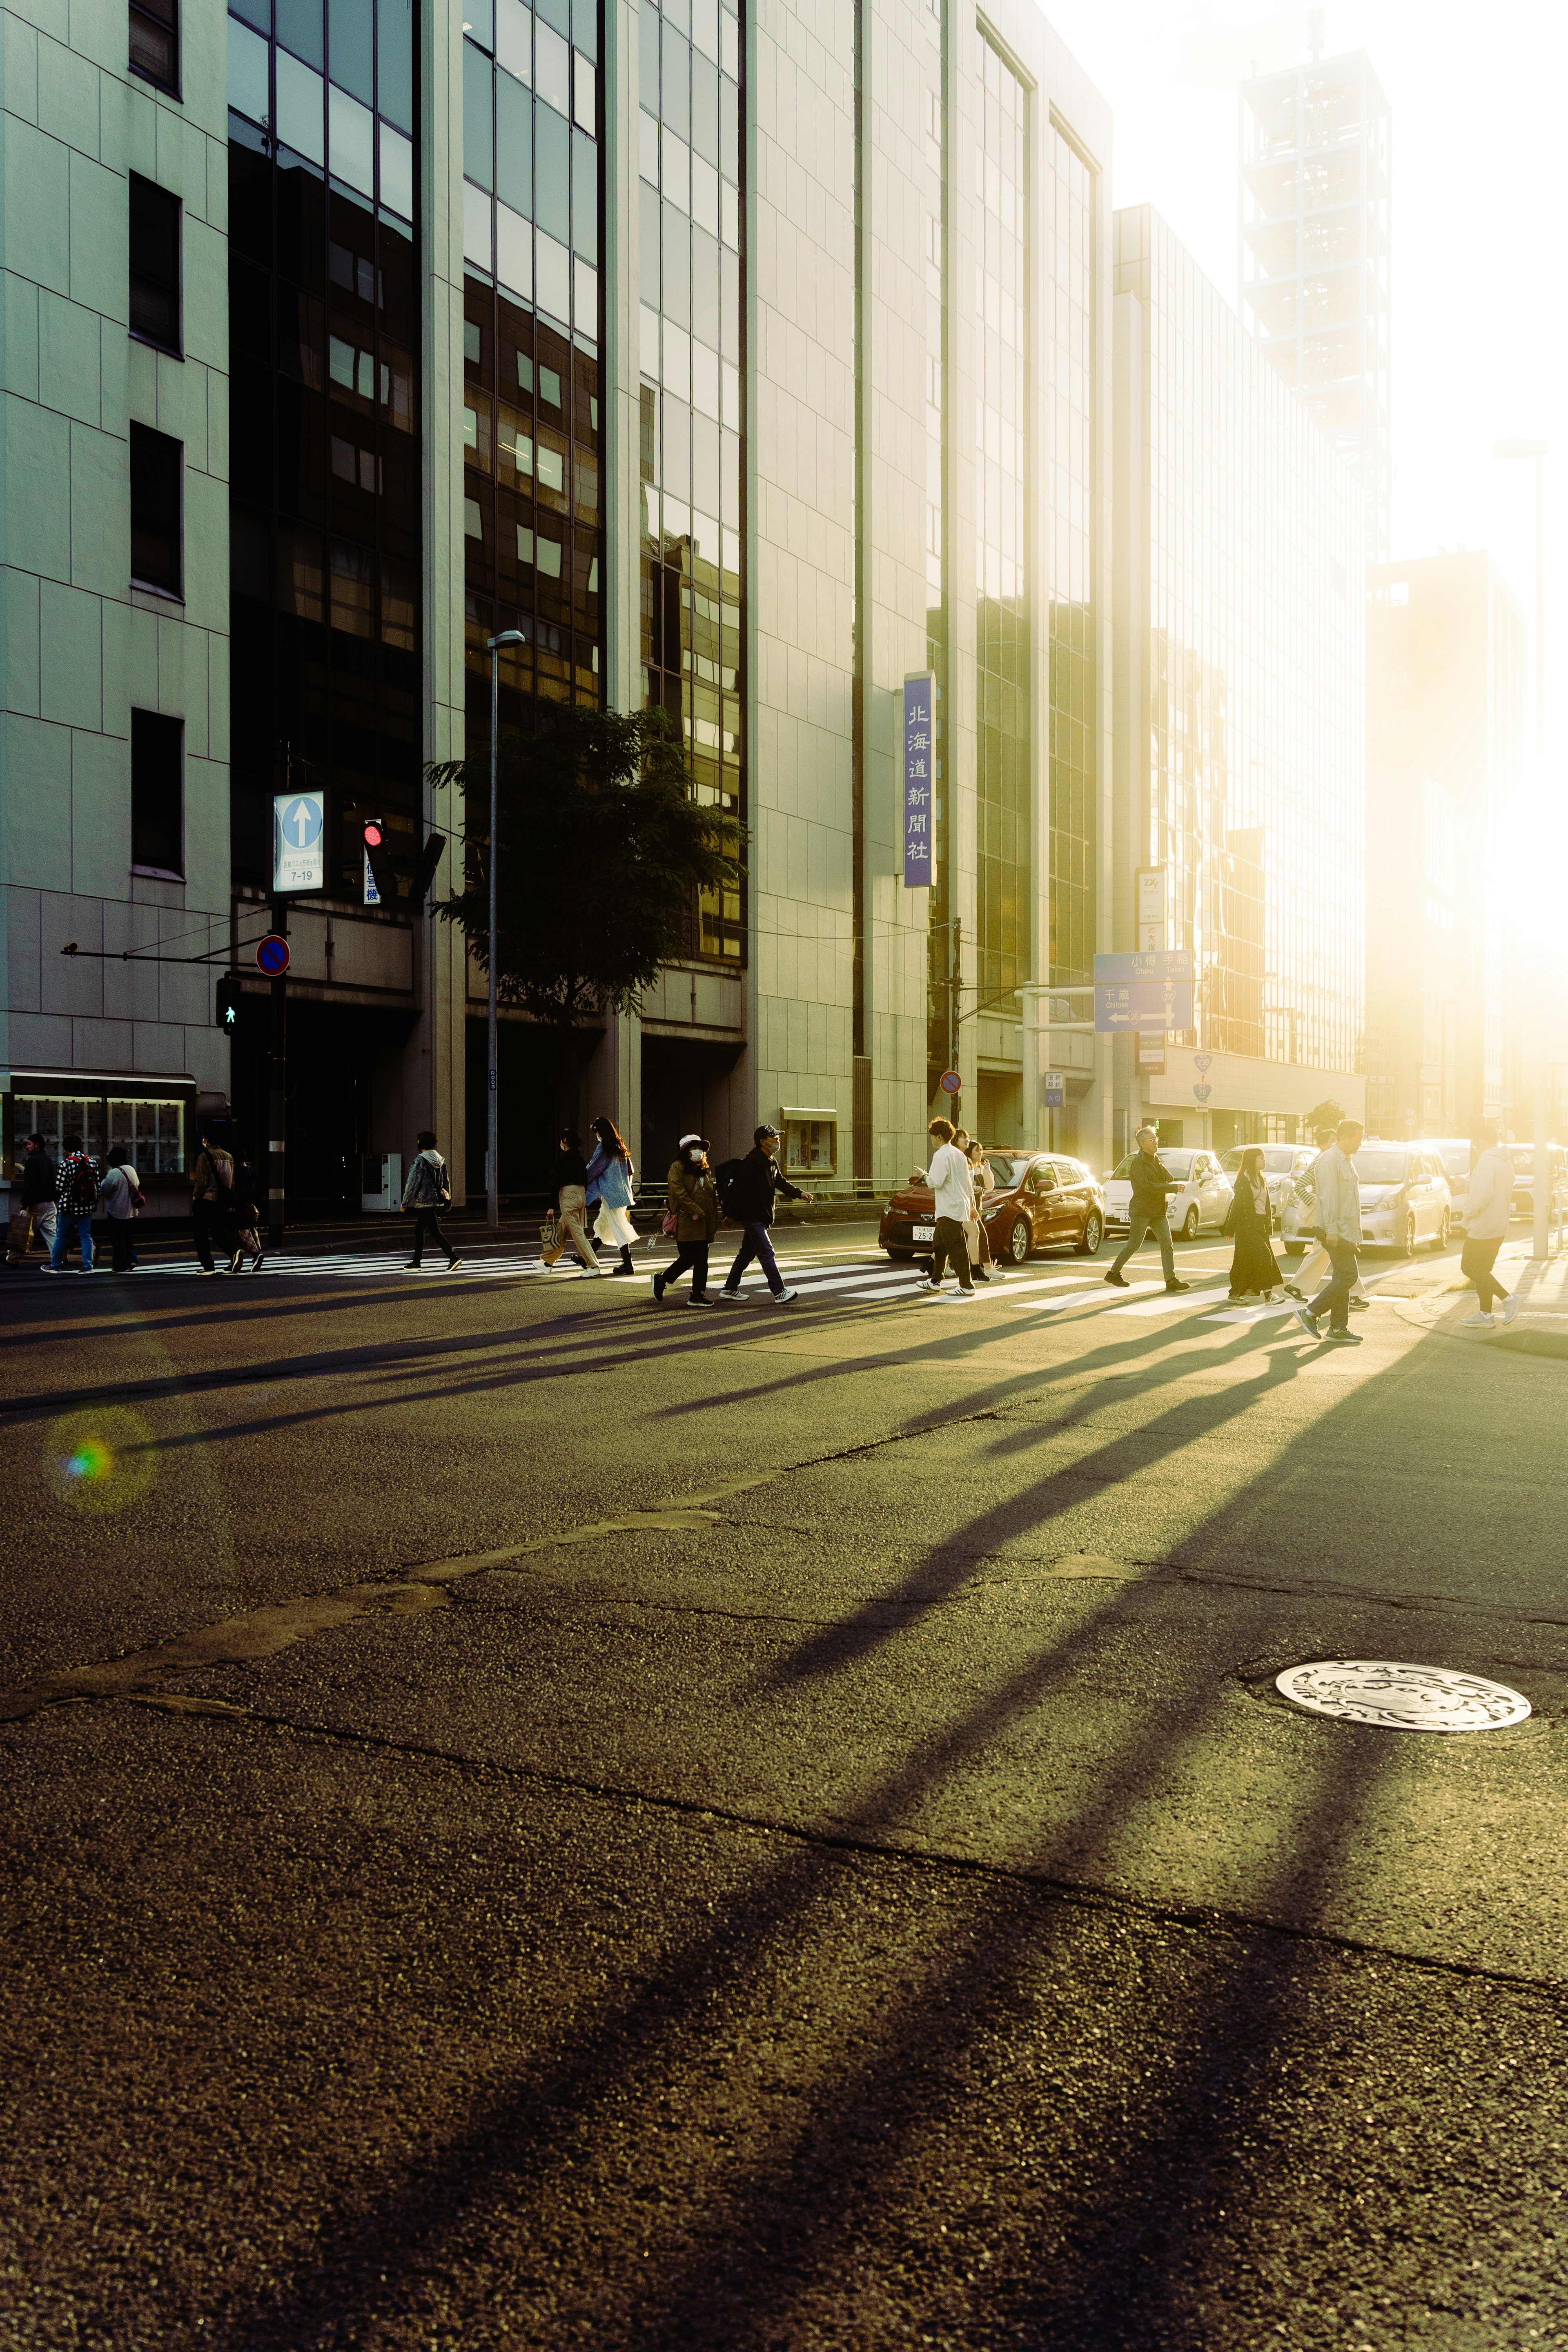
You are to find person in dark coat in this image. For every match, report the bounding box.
[653,1135,721,1305]
[16,1134,57,1263]
[1226,1146,1285,1301]
[1103,1126,1189,1292]
[715,1125,813,1304]
[541,1128,606,1275]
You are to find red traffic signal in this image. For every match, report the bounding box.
[363,820,383,849]
[361,815,396,903]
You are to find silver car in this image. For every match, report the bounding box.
[1352,1142,1452,1254]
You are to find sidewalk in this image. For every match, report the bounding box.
[1394,1241,1568,1359]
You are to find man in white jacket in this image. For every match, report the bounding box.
[1458,1125,1518,1330]
[917,1116,976,1300]
[1294,1118,1365,1345]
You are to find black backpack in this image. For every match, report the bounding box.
[713,1157,748,1216]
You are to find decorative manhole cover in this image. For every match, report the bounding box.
[1275,1660,1531,1732]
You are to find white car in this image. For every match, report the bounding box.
[1421,1138,1473,1229]
[1351,1141,1452,1254]
[1102,1147,1233,1241]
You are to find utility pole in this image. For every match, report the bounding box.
[485,631,525,1230]
[267,892,287,1250]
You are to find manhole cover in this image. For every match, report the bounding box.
[1275,1660,1531,1732]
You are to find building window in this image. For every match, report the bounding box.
[129,0,178,92]
[131,710,184,876]
[129,176,182,354]
[129,424,183,595]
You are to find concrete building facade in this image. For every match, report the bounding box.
[3,0,1117,1212]
[1112,205,1365,1156]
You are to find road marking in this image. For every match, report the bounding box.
[1109,1284,1231,1315]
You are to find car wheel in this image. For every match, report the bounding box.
[1434,1210,1450,1251]
[1074,1209,1103,1256]
[1007,1216,1032,1264]
[885,1249,914,1262]
[1399,1213,1416,1257]
[1181,1206,1200,1241]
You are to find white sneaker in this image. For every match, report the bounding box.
[1459,1312,1494,1330]
[1498,1296,1520,1324]
[714,1290,746,1305]
[772,1288,798,1305]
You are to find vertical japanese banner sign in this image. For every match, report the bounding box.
[903,673,935,888]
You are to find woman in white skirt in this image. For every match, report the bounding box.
[586,1115,639,1275]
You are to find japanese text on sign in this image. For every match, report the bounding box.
[903,673,935,889]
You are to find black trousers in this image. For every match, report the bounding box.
[664,1241,710,1296]
[1461,1236,1509,1312]
[410,1209,455,1264]
[928,1215,974,1291]
[192,1203,232,1272]
[108,1217,137,1271]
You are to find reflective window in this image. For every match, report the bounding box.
[639,0,744,964]
[1046,122,1096,987]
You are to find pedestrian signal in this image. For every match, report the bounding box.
[215,974,242,1032]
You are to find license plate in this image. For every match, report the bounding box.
[912,1224,935,1241]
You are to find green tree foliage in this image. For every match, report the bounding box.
[427,702,742,1044]
[1305,1097,1348,1136]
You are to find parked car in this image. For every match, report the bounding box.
[879,1150,1105,1265]
[1346,1141,1452,1254]
[1508,1143,1568,1225]
[1421,1138,1474,1229]
[1102,1147,1232,1241]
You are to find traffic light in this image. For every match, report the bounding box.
[408,830,445,912]
[215,974,242,1033]
[361,816,397,905]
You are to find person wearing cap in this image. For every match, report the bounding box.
[715,1126,813,1305]
[653,1134,722,1306]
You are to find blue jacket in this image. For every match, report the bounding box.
[586,1145,634,1210]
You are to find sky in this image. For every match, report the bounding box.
[1043,0,1563,767]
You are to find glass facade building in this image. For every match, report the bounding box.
[1044,123,1096,991]
[973,36,1027,1016]
[1113,205,1364,1145]
[459,0,606,730]
[638,0,746,964]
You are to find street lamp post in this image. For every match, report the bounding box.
[1493,438,1550,1258]
[485,630,525,1232]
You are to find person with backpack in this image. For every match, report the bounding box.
[653,1134,720,1305]
[189,1129,237,1276]
[714,1125,812,1304]
[586,1115,639,1275]
[401,1130,463,1271]
[98,1145,145,1272]
[46,1135,98,1272]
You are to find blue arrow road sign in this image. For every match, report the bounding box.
[1095,982,1195,1033]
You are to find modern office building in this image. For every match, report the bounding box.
[1,0,1116,1212]
[1364,551,1526,1138]
[1112,205,1365,1154]
[1238,42,1390,568]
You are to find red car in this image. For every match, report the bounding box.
[878,1149,1105,1265]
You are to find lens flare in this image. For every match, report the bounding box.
[46,1408,156,1515]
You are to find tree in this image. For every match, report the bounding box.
[428,702,742,1125]
[1305,1097,1347,1138]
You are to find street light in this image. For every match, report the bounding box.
[485,629,525,1231]
[1493,437,1550,1257]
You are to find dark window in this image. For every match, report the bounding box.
[129,176,182,354]
[129,423,183,595]
[131,710,184,876]
[128,0,178,91]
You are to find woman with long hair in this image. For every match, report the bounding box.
[1226,1145,1285,1303]
[964,1138,1004,1283]
[586,1114,639,1276]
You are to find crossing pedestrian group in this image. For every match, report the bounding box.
[2,1109,1536,1342]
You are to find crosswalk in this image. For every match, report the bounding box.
[103,1245,1390,1334]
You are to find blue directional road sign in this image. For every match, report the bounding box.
[1093,949,1193,1033]
[273,790,325,892]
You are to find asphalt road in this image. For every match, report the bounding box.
[4,1220,1568,2351]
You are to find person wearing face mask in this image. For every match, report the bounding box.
[653,1134,721,1306]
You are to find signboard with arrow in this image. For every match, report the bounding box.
[273,791,325,892]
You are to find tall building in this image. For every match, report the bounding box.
[1112,206,1365,1154]
[1364,552,1526,1138]
[1,0,1118,1212]
[1239,45,1390,566]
